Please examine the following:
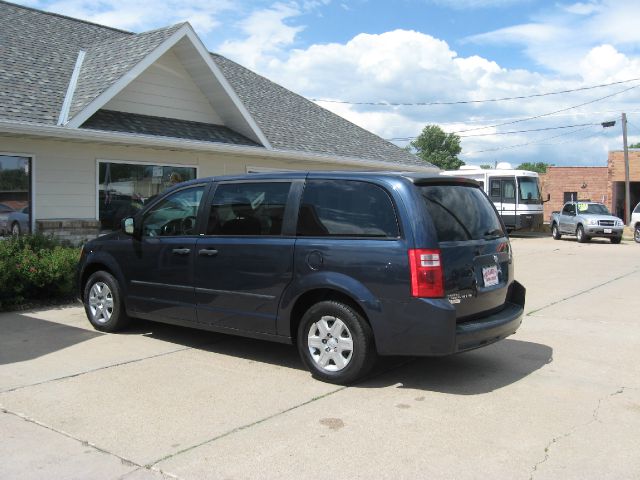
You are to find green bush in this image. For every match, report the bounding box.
[0,234,81,311]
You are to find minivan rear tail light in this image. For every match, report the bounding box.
[408,249,445,298]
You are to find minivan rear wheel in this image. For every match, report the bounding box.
[83,271,130,332]
[297,300,376,385]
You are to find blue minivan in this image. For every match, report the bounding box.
[78,171,525,384]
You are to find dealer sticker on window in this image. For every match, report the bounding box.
[482,265,499,287]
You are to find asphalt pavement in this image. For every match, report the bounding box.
[1,236,639,479]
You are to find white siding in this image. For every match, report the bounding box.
[103,49,224,124]
[1,136,364,225]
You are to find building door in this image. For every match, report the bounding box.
[0,155,31,236]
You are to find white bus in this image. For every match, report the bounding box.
[441,163,546,231]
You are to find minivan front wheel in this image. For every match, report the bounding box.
[83,271,130,332]
[297,301,376,384]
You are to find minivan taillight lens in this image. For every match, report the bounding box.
[409,249,444,298]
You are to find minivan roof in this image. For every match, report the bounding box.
[175,170,480,188]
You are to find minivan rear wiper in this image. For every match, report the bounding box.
[483,229,504,240]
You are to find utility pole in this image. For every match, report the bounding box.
[622,113,631,224]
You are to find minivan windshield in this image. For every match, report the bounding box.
[420,184,505,242]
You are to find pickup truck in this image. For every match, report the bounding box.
[550,201,624,244]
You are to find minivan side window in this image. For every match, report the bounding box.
[206,182,291,236]
[142,186,204,237]
[297,180,399,238]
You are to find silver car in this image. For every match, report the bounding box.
[0,202,14,235]
[7,206,29,235]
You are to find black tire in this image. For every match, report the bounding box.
[297,300,377,385]
[551,223,561,240]
[576,225,589,243]
[83,271,130,332]
[610,236,622,244]
[635,225,640,244]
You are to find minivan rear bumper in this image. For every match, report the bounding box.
[374,281,525,356]
[455,302,523,352]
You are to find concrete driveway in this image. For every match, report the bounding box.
[1,236,639,479]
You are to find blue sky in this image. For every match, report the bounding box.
[17,0,640,166]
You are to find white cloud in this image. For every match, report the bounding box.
[428,0,530,9]
[466,1,640,74]
[241,25,640,166]
[218,3,304,70]
[31,0,234,32]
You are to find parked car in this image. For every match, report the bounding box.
[0,202,14,235]
[550,201,624,243]
[632,202,640,243]
[7,206,29,235]
[78,172,526,384]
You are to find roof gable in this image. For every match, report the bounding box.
[62,24,270,147]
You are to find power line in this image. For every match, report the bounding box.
[459,124,601,155]
[311,77,640,106]
[451,85,638,134]
[388,122,600,141]
[458,122,601,138]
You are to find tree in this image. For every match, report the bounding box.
[516,162,553,174]
[409,125,464,170]
[629,142,640,148]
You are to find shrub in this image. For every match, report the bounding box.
[0,234,80,310]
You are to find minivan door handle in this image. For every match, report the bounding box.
[198,249,218,257]
[172,248,191,255]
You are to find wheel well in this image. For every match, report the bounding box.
[289,289,369,343]
[80,263,114,301]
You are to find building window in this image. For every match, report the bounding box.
[98,161,196,231]
[564,191,578,203]
[0,155,31,236]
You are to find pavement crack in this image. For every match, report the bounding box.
[148,358,414,469]
[527,269,640,316]
[528,386,627,480]
[0,407,143,471]
[0,340,221,394]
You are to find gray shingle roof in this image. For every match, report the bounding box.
[82,109,260,146]
[212,54,426,167]
[0,0,126,124]
[0,0,430,168]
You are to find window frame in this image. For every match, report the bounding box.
[95,159,199,226]
[0,152,34,234]
[296,179,402,240]
[203,179,300,237]
[138,183,208,238]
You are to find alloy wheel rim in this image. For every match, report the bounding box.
[88,282,114,324]
[307,315,354,372]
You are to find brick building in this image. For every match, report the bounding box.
[540,150,640,223]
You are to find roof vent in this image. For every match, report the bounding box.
[496,162,513,169]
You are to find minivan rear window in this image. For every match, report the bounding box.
[420,184,504,242]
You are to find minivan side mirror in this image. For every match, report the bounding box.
[122,217,135,235]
